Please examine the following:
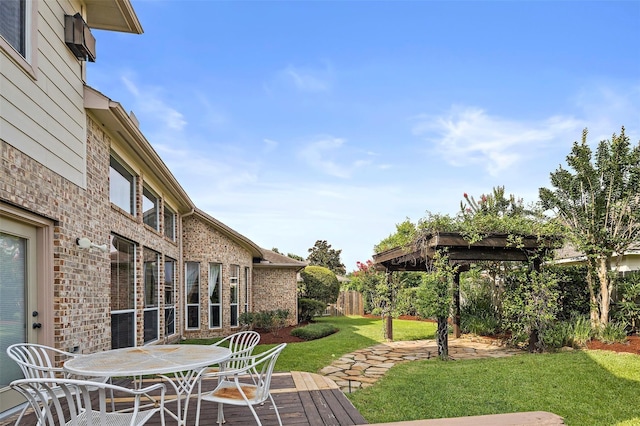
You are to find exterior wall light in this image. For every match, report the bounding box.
[76,237,108,253]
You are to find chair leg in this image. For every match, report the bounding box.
[247,403,263,426]
[217,402,225,425]
[13,403,29,426]
[269,393,283,426]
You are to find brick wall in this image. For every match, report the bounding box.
[252,267,298,326]
[0,115,184,354]
[182,215,254,339]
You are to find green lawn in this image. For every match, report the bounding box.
[348,350,640,426]
[184,316,640,425]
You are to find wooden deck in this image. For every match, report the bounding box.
[0,371,367,426]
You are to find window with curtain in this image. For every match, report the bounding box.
[230,265,239,327]
[185,262,200,329]
[164,257,176,336]
[244,267,250,313]
[110,235,136,349]
[0,0,26,57]
[209,263,222,328]
[143,248,159,343]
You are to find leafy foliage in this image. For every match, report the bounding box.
[290,323,339,340]
[539,127,640,327]
[307,240,346,275]
[501,268,560,351]
[239,309,290,335]
[612,272,640,334]
[299,265,340,304]
[297,298,327,322]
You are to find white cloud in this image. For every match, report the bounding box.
[121,75,187,132]
[282,65,331,92]
[412,106,583,176]
[263,138,279,152]
[298,136,375,178]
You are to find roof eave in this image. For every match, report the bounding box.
[84,86,194,214]
[85,0,143,34]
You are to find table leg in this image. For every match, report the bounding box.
[158,367,205,426]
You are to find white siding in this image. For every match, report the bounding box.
[0,0,86,187]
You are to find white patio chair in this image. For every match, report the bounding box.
[202,330,261,378]
[10,378,165,426]
[195,343,287,426]
[6,343,114,424]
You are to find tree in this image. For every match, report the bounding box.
[287,253,305,261]
[307,240,346,275]
[540,127,640,329]
[299,265,340,305]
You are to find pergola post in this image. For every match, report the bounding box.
[385,269,393,341]
[453,269,461,338]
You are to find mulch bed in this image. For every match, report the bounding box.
[258,316,640,355]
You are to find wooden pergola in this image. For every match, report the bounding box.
[373,232,556,341]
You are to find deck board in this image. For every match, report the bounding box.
[0,372,367,426]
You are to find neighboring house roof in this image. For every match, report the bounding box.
[84,85,194,214]
[86,0,143,34]
[256,249,308,270]
[188,208,264,259]
[554,242,640,264]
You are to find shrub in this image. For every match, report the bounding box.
[539,321,572,351]
[598,321,628,344]
[299,266,340,304]
[569,315,593,347]
[239,312,256,329]
[298,298,326,322]
[462,314,500,336]
[239,309,290,335]
[291,323,338,341]
[396,287,419,316]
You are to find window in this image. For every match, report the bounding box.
[185,262,200,330]
[110,156,136,215]
[0,0,26,57]
[142,186,159,230]
[244,267,250,313]
[209,264,222,328]
[143,248,159,343]
[163,205,176,241]
[164,257,176,337]
[110,235,136,349]
[229,265,239,327]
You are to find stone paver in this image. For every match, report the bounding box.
[319,336,523,393]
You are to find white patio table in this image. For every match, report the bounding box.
[64,345,231,426]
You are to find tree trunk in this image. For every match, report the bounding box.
[437,316,449,360]
[597,256,612,327]
[586,259,600,329]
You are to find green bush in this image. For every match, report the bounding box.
[598,321,628,344]
[569,315,593,347]
[291,323,338,341]
[462,314,500,336]
[539,321,572,351]
[239,309,290,335]
[298,298,326,322]
[299,266,340,304]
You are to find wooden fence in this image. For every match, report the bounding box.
[325,291,364,316]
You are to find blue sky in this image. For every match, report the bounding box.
[88,1,640,272]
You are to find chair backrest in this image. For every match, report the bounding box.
[10,378,165,426]
[6,343,74,380]
[247,343,286,402]
[215,331,260,370]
